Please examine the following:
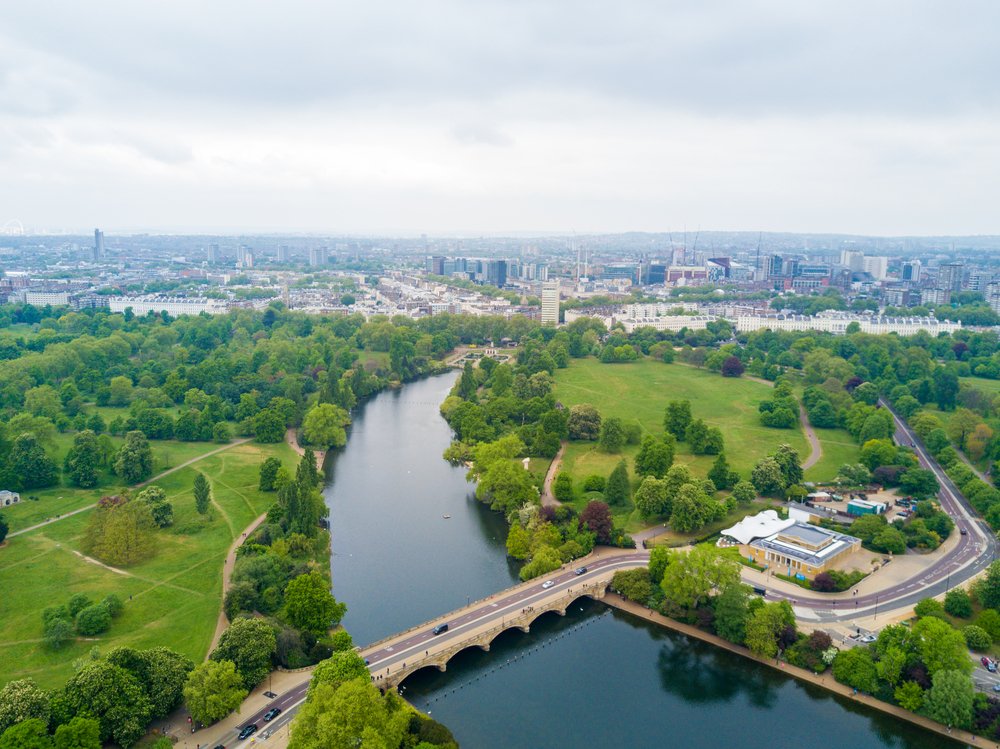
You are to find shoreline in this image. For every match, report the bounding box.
[603,592,975,748]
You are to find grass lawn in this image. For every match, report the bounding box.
[961,376,1000,396]
[0,441,299,690]
[805,427,860,483]
[3,437,240,535]
[553,357,810,481]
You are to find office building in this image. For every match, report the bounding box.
[840,250,864,272]
[901,260,922,283]
[541,281,559,325]
[427,256,446,275]
[277,245,290,262]
[206,244,220,263]
[862,256,888,280]
[921,287,951,306]
[309,247,328,267]
[93,228,104,262]
[486,259,508,288]
[937,262,964,292]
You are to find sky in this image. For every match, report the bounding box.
[1,1,999,236]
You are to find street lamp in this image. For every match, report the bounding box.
[874,594,879,621]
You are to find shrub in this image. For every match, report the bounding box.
[944,589,973,619]
[582,475,606,492]
[914,598,945,618]
[963,625,992,652]
[102,594,124,618]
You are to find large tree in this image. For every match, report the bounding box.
[0,680,50,736]
[745,601,796,660]
[53,717,101,749]
[308,652,370,697]
[923,669,974,729]
[83,496,156,566]
[9,433,58,490]
[193,472,211,515]
[284,572,346,634]
[182,660,248,726]
[114,431,153,484]
[302,404,350,450]
[659,545,740,611]
[634,435,674,478]
[567,404,601,441]
[64,430,101,488]
[53,661,152,748]
[210,617,277,690]
[598,417,626,453]
[288,680,409,749]
[664,400,692,440]
[579,501,613,544]
[633,476,670,518]
[751,457,785,495]
[604,460,630,506]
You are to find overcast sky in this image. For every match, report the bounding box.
[2,1,999,236]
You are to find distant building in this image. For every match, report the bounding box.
[309,247,328,267]
[93,228,104,262]
[427,256,446,275]
[840,250,864,273]
[735,312,960,336]
[0,490,20,507]
[937,262,965,292]
[21,289,70,307]
[862,256,888,280]
[541,280,560,325]
[109,296,228,316]
[921,287,951,306]
[277,245,290,262]
[987,282,1000,315]
[206,243,220,263]
[901,260,922,283]
[486,259,508,288]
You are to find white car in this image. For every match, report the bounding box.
[542,580,555,589]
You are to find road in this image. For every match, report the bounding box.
[751,400,998,623]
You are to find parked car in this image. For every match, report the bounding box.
[542,580,555,589]
[858,634,876,643]
[574,567,588,576]
[238,725,257,741]
[263,708,282,722]
[982,657,997,672]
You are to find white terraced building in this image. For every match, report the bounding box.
[109,296,229,316]
[735,313,960,336]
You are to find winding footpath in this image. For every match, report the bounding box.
[9,438,252,538]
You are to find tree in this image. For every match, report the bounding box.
[284,572,346,634]
[302,404,350,450]
[707,453,735,490]
[634,435,673,478]
[9,434,58,490]
[913,616,973,676]
[721,356,745,377]
[308,652,370,697]
[923,669,974,729]
[832,648,878,693]
[55,661,152,748]
[611,568,653,603]
[598,417,626,452]
[943,589,972,619]
[135,486,173,528]
[604,460,630,506]
[212,422,231,443]
[83,496,156,566]
[297,450,321,490]
[44,619,74,650]
[876,646,906,687]
[664,400,692,440]
[713,583,753,645]
[579,501,613,544]
[980,561,1000,610]
[852,382,879,405]
[53,717,101,749]
[836,463,871,487]
[567,404,601,441]
[732,480,756,505]
[288,680,409,749]
[894,681,925,712]
[182,660,248,726]
[259,457,282,491]
[65,430,100,488]
[74,604,111,636]
[252,409,285,443]
[0,680,50,736]
[475,460,536,515]
[114,431,153,484]
[772,444,803,487]
[108,376,134,406]
[552,472,574,502]
[633,476,669,518]
[106,646,193,719]
[933,369,960,411]
[669,483,709,533]
[751,457,785,495]
[193,473,211,515]
[745,601,796,659]
[210,617,277,690]
[0,718,52,749]
[962,625,991,651]
[898,468,939,499]
[660,545,740,611]
[872,526,906,555]
[859,439,897,471]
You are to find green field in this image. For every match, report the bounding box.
[962,376,1000,395]
[551,358,818,527]
[0,441,299,689]
[804,427,860,483]
[3,438,237,535]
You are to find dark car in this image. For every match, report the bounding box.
[433,623,449,635]
[238,725,258,741]
[960,528,968,535]
[574,566,588,576]
[263,708,282,722]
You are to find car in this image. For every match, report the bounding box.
[263,708,282,722]
[432,623,449,635]
[960,528,968,535]
[982,657,997,672]
[574,567,588,576]
[993,684,1000,693]
[542,580,555,589]
[238,725,257,741]
[213,745,225,749]
[858,634,876,643]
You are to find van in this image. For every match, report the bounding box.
[432,623,449,635]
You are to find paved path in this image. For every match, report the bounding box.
[799,404,822,470]
[539,442,566,508]
[9,438,252,538]
[284,428,325,469]
[207,512,269,654]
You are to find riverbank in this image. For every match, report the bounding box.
[604,593,973,748]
